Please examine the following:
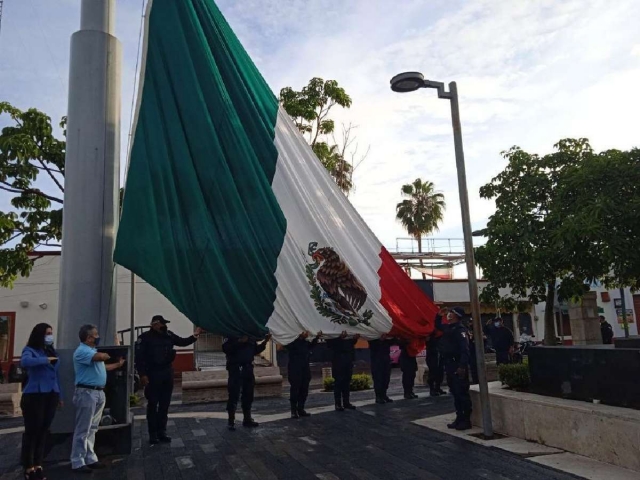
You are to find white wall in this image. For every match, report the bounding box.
[2,254,195,359]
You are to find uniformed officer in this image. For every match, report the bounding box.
[399,341,418,399]
[326,331,359,411]
[369,335,394,404]
[222,333,271,431]
[286,331,322,419]
[135,315,202,444]
[439,306,472,430]
[426,305,447,396]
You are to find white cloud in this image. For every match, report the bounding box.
[2,0,639,251]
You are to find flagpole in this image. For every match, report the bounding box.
[129,271,136,385]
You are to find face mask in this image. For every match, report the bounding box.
[160,326,168,333]
[94,336,101,347]
[494,322,501,328]
[44,335,54,345]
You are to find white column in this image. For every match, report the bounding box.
[57,0,121,348]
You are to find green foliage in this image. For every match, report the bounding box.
[553,147,640,291]
[129,393,142,407]
[323,374,372,392]
[498,363,530,390]
[395,178,445,278]
[0,102,66,287]
[280,78,357,194]
[475,139,597,344]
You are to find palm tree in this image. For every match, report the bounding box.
[396,179,446,279]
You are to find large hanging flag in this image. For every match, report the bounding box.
[115,0,437,348]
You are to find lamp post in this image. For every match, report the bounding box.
[390,72,494,438]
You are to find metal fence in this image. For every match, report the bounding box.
[193,333,227,370]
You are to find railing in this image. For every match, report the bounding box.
[193,332,226,370]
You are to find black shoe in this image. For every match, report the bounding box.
[335,405,345,412]
[72,466,93,474]
[158,435,172,444]
[344,403,356,410]
[384,396,394,403]
[243,417,259,428]
[227,422,236,431]
[291,408,300,419]
[298,409,311,417]
[429,388,440,397]
[447,418,460,429]
[404,393,416,400]
[438,388,447,395]
[149,436,160,445]
[411,393,419,399]
[455,419,472,431]
[87,462,106,470]
[375,397,386,404]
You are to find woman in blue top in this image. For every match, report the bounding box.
[20,323,61,480]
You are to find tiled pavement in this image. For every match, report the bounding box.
[0,384,582,480]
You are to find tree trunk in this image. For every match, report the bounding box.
[417,236,426,280]
[544,279,557,345]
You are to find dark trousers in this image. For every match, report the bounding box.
[444,361,472,419]
[288,356,311,410]
[144,368,173,438]
[400,356,417,395]
[370,352,391,398]
[21,392,59,469]
[426,342,444,389]
[332,355,353,406]
[227,363,255,413]
[496,350,511,365]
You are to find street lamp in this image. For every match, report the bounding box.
[390,72,494,438]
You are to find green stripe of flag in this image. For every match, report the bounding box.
[115,0,285,336]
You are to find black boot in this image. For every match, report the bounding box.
[298,406,311,417]
[384,396,394,403]
[455,417,472,430]
[227,411,236,431]
[429,384,440,397]
[437,384,447,395]
[335,402,345,412]
[375,396,386,404]
[291,405,300,419]
[447,414,461,429]
[242,410,259,428]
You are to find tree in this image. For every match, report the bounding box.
[0,102,65,287]
[475,139,598,345]
[395,179,446,280]
[553,147,640,291]
[280,78,368,195]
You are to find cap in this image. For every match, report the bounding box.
[151,315,170,325]
[450,306,465,318]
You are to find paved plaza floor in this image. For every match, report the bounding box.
[0,381,583,480]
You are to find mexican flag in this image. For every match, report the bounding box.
[115,0,437,348]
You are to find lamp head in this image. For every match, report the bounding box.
[390,72,426,93]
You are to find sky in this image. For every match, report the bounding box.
[1,0,639,253]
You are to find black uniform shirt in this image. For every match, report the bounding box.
[286,337,318,362]
[222,337,268,366]
[483,325,514,352]
[325,337,357,358]
[135,329,197,376]
[438,322,470,369]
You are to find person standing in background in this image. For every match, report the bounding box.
[71,324,125,473]
[426,305,447,396]
[484,317,514,365]
[20,323,62,480]
[326,332,359,411]
[369,334,394,404]
[286,331,322,418]
[599,315,614,344]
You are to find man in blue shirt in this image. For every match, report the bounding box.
[71,324,124,473]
